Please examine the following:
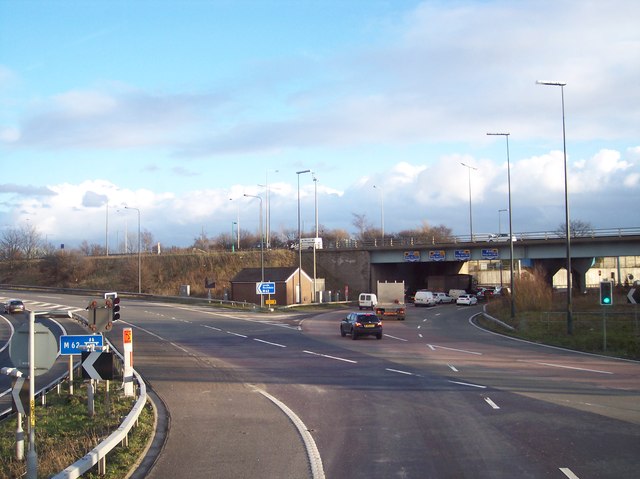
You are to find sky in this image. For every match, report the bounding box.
[1,0,639,249]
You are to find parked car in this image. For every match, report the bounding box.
[456,294,478,306]
[4,299,25,314]
[434,292,453,304]
[493,286,510,296]
[340,312,383,340]
[414,290,436,307]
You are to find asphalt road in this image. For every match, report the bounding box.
[2,292,640,478]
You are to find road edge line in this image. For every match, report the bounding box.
[252,386,325,479]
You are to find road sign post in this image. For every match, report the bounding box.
[123,328,134,396]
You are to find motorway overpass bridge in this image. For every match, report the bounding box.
[311,228,640,295]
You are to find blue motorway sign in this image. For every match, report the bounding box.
[60,334,104,355]
[428,250,446,262]
[455,249,471,261]
[256,282,276,295]
[404,251,421,262]
[481,248,499,260]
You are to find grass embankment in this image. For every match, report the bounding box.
[0,378,153,478]
[482,272,640,360]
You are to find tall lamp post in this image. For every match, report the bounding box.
[296,169,311,303]
[487,132,515,320]
[229,198,240,250]
[313,174,319,302]
[244,194,264,307]
[124,206,141,294]
[460,162,477,241]
[265,169,278,248]
[536,80,572,334]
[373,184,384,243]
[498,208,508,287]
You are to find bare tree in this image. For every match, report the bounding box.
[556,220,594,238]
[351,213,373,240]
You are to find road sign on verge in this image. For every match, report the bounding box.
[12,377,26,415]
[256,282,276,294]
[9,323,58,376]
[628,288,640,304]
[81,351,114,380]
[60,334,104,355]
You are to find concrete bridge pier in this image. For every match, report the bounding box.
[533,257,594,293]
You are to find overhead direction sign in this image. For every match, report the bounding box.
[256,282,276,295]
[482,248,499,260]
[81,351,114,380]
[60,334,104,355]
[455,249,471,261]
[428,250,446,261]
[404,251,420,262]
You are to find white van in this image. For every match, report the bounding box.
[358,293,377,310]
[414,290,436,307]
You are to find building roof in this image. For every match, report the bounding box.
[232,266,302,283]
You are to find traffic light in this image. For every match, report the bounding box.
[112,296,121,321]
[599,281,613,306]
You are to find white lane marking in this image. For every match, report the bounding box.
[560,467,580,479]
[418,333,423,338]
[226,331,248,338]
[519,360,613,375]
[203,325,222,331]
[253,387,325,479]
[417,325,421,329]
[169,342,189,354]
[428,344,482,355]
[0,316,15,353]
[386,368,415,376]
[435,312,441,316]
[124,322,165,341]
[303,350,357,364]
[428,344,436,350]
[447,364,459,372]
[422,318,428,322]
[449,380,486,389]
[253,338,286,348]
[484,397,500,409]
[384,334,408,341]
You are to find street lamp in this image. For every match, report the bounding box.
[265,169,278,248]
[498,208,508,287]
[229,198,240,250]
[124,206,141,294]
[460,162,477,241]
[313,174,319,302]
[296,169,311,303]
[372,185,384,244]
[244,194,264,307]
[487,132,515,320]
[536,80,572,334]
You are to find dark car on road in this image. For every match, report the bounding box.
[340,312,383,340]
[4,299,26,314]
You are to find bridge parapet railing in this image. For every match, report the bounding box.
[324,227,640,250]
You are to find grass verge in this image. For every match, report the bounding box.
[0,378,154,479]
